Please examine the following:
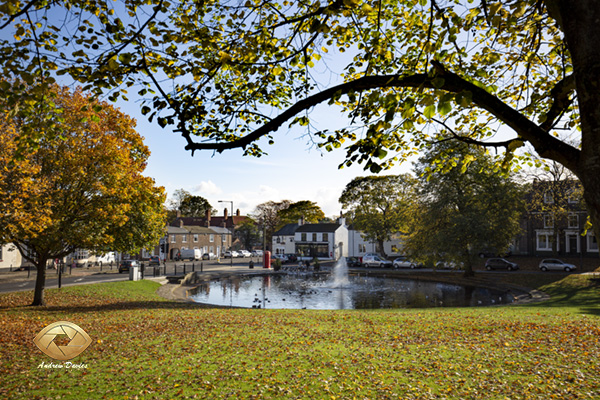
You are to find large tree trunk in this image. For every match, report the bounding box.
[31,259,47,306]
[556,1,600,244]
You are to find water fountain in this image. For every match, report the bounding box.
[329,257,350,288]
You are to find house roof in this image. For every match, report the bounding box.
[296,223,342,233]
[166,226,189,234]
[170,215,248,229]
[187,226,217,234]
[273,223,299,236]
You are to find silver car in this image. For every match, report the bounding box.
[539,259,577,272]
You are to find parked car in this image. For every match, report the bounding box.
[118,260,139,273]
[223,251,239,258]
[362,255,393,268]
[202,253,216,260]
[149,256,160,266]
[178,248,202,261]
[251,250,264,257]
[238,250,252,258]
[393,256,419,269]
[272,254,289,263]
[539,259,577,272]
[284,254,298,262]
[485,258,519,271]
[344,257,362,268]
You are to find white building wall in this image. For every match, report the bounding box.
[0,243,22,270]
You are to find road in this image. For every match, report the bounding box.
[0,258,268,294]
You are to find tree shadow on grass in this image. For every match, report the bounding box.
[0,299,239,314]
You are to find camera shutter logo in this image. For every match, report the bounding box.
[34,321,92,361]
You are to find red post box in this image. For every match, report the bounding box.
[263,251,271,269]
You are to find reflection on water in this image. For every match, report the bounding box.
[188,274,514,310]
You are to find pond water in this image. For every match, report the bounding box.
[188,273,515,310]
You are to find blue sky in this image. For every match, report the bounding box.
[125,99,413,218]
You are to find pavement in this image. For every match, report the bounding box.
[0,258,273,294]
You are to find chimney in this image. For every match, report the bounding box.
[299,216,304,226]
[179,219,184,228]
[205,209,211,227]
[236,209,240,216]
[224,208,228,219]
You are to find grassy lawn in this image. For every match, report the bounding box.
[1,275,599,399]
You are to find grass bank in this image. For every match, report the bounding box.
[1,275,599,399]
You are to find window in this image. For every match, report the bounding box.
[568,213,579,229]
[536,233,553,251]
[276,237,281,244]
[193,234,198,243]
[210,234,214,242]
[322,233,329,242]
[170,235,176,243]
[543,214,554,228]
[358,244,366,253]
[289,237,294,243]
[543,190,554,204]
[222,234,226,243]
[588,234,599,252]
[312,233,317,242]
[301,233,307,241]
[182,234,187,243]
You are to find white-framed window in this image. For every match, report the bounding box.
[536,233,554,251]
[222,234,226,243]
[170,235,176,243]
[182,234,187,243]
[358,244,366,253]
[543,190,554,204]
[588,234,599,252]
[568,213,579,229]
[210,234,214,242]
[193,234,198,243]
[276,237,281,244]
[323,233,329,242]
[543,214,554,228]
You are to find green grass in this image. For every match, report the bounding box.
[1,276,599,399]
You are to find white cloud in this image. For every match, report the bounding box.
[193,180,223,196]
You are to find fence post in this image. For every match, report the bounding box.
[201,262,203,272]
[183,263,186,274]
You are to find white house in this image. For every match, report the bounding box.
[0,243,23,270]
[272,223,299,255]
[294,220,348,260]
[347,226,405,258]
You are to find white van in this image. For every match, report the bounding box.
[178,248,201,261]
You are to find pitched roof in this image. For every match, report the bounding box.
[273,223,299,236]
[296,223,342,233]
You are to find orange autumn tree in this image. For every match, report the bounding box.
[0,86,166,306]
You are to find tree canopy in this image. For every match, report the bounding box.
[277,200,325,228]
[0,86,166,306]
[2,1,600,234]
[340,174,416,257]
[405,143,524,275]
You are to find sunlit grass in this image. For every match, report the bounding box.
[1,276,599,399]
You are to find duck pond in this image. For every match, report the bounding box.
[188,271,516,310]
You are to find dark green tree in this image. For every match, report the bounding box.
[406,143,524,276]
[340,175,416,258]
[235,218,261,251]
[179,195,213,218]
[277,201,325,228]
